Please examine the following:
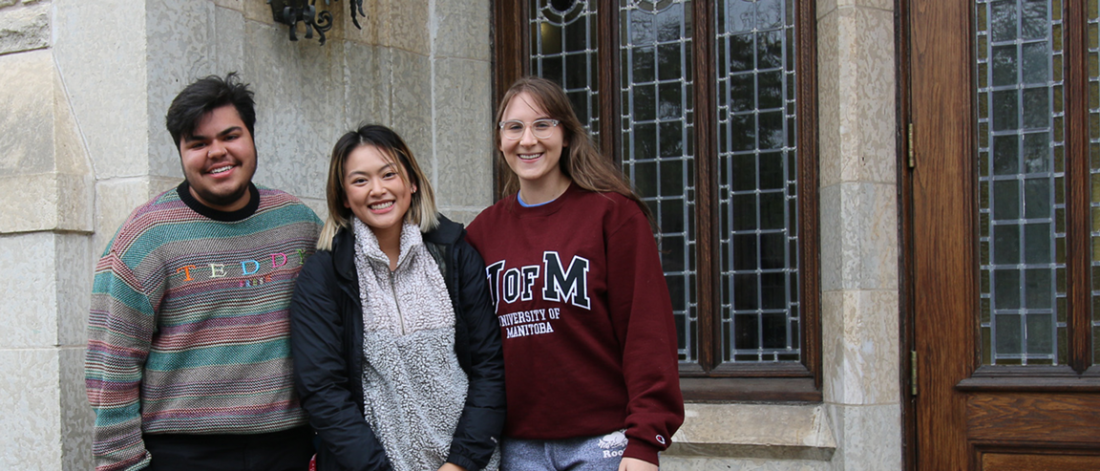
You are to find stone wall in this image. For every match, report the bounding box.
[51,0,494,257]
[0,1,95,469]
[817,0,902,469]
[0,0,493,468]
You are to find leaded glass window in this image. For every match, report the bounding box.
[618,0,698,362]
[977,0,1066,365]
[500,0,817,383]
[975,0,1100,369]
[716,0,800,363]
[530,0,602,136]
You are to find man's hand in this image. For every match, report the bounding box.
[618,457,659,471]
[438,463,467,471]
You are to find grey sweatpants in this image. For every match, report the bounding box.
[501,430,629,471]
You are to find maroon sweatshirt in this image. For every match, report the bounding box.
[466,184,684,465]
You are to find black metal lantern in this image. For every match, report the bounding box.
[267,0,365,46]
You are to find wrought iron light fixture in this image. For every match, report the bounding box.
[267,0,365,46]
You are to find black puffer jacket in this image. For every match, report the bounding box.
[290,216,505,471]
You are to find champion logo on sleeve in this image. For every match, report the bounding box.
[656,434,666,445]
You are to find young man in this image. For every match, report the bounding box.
[85,73,322,471]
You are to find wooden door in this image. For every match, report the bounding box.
[910,0,1100,469]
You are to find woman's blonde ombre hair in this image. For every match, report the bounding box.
[317,124,438,251]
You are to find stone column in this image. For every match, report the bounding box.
[817,0,902,469]
[430,0,495,223]
[0,1,95,469]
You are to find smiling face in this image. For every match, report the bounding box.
[178,104,257,212]
[498,91,569,200]
[342,144,416,242]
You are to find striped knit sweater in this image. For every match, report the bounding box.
[85,183,322,471]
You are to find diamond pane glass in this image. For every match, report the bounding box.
[619,0,698,362]
[977,0,1065,366]
[716,0,800,363]
[530,0,601,136]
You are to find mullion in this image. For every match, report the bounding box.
[1063,0,1092,372]
[795,0,820,387]
[599,0,618,159]
[693,0,719,372]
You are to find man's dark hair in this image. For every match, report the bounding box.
[165,72,256,148]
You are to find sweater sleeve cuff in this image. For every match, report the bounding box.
[623,440,661,466]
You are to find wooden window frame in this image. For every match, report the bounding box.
[956,0,1100,389]
[902,1,1100,468]
[492,0,821,402]
[1063,0,1095,376]
[948,0,1100,388]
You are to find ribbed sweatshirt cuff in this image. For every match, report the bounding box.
[623,439,661,466]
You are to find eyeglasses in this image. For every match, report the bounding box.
[498,119,560,140]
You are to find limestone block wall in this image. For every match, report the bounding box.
[1,0,493,469]
[817,0,902,469]
[0,1,95,469]
[51,0,494,256]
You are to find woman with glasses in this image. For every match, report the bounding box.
[289,124,505,471]
[465,76,684,471]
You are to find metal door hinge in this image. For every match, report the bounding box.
[908,123,915,169]
[910,350,918,396]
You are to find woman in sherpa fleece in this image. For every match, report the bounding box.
[289,124,505,471]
